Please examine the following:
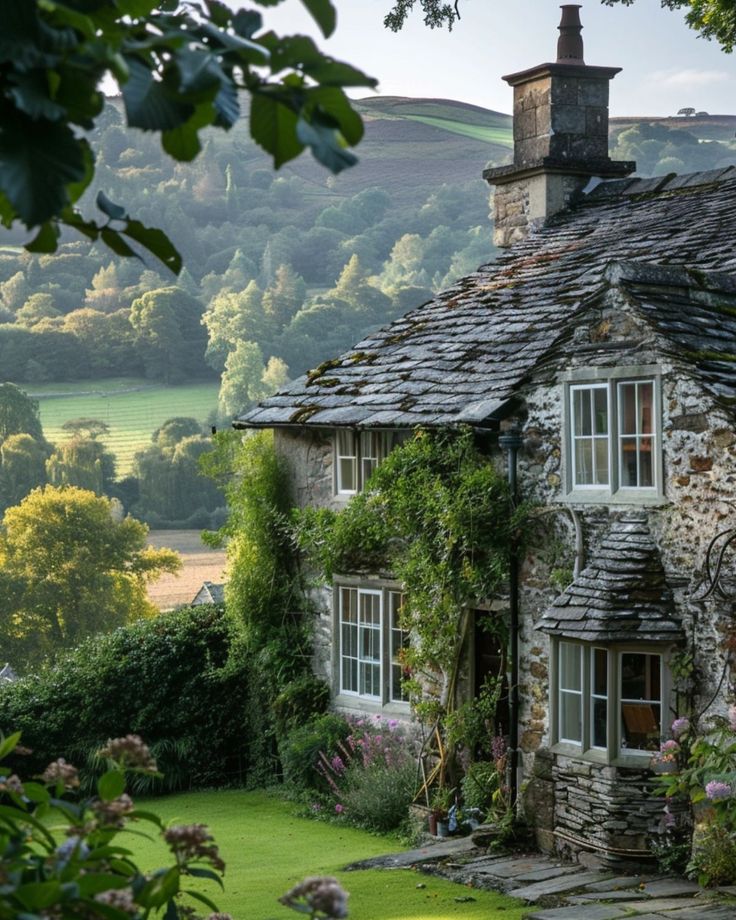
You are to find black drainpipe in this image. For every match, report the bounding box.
[498,427,523,809]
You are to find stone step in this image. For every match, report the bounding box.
[617,896,711,913]
[583,874,652,892]
[509,869,614,902]
[525,905,630,920]
[568,889,649,903]
[663,906,736,919]
[639,879,701,898]
[468,855,558,878]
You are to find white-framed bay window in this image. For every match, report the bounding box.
[336,582,410,708]
[563,367,662,503]
[334,430,409,496]
[551,638,669,764]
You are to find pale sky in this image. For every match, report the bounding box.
[250,0,736,117]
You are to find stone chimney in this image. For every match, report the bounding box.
[484,5,635,247]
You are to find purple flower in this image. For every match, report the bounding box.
[661,740,680,754]
[705,780,732,801]
[491,735,507,761]
[388,719,399,729]
[331,755,345,774]
[671,717,690,738]
[335,803,344,814]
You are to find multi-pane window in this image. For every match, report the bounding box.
[620,652,661,752]
[553,640,664,759]
[570,385,609,487]
[338,585,410,706]
[558,642,583,743]
[618,381,654,488]
[335,430,408,496]
[389,592,411,703]
[567,375,659,497]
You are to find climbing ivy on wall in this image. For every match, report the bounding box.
[295,428,529,728]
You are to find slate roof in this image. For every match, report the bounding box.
[536,514,683,642]
[191,581,225,606]
[237,166,736,430]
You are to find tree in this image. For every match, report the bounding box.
[0,485,180,668]
[0,433,48,511]
[0,383,44,442]
[386,1,736,51]
[677,107,696,117]
[0,1,376,268]
[129,286,209,383]
[202,281,267,372]
[218,340,269,417]
[46,431,117,496]
[262,264,308,334]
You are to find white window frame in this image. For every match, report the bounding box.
[334,579,411,712]
[561,366,663,505]
[333,430,408,498]
[569,383,610,490]
[550,638,669,766]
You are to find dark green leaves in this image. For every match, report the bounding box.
[0,116,86,226]
[98,770,126,802]
[2,0,375,269]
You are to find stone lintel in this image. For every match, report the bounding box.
[502,62,622,87]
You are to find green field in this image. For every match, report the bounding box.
[132,789,528,920]
[31,378,220,475]
[405,114,512,146]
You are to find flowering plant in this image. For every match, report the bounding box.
[314,715,418,832]
[0,730,227,920]
[279,876,349,919]
[650,711,736,885]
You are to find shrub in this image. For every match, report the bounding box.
[272,674,331,739]
[0,605,253,792]
[279,714,352,793]
[689,824,736,887]
[339,759,416,831]
[316,716,419,832]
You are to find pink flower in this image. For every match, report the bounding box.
[388,719,399,729]
[671,717,690,738]
[331,755,345,774]
[335,803,344,814]
[706,780,732,801]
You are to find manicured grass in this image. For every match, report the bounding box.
[30,378,219,474]
[132,790,528,920]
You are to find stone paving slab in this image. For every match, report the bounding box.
[619,897,710,912]
[510,869,613,902]
[508,864,581,884]
[568,889,650,903]
[584,875,652,892]
[466,856,558,878]
[344,836,476,869]
[525,905,630,920]
[663,906,736,919]
[640,879,701,897]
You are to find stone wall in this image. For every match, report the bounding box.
[510,288,736,858]
[492,173,588,248]
[553,756,662,869]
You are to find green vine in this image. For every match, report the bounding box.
[294,428,530,778]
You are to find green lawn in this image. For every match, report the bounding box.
[30,378,219,475]
[132,790,528,920]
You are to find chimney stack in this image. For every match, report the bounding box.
[484,5,635,247]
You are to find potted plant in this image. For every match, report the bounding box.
[429,786,449,836]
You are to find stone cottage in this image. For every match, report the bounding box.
[237,7,736,866]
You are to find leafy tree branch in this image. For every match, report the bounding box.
[0,1,376,270]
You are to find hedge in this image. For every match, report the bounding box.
[0,604,255,792]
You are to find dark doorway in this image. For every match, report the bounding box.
[473,609,510,738]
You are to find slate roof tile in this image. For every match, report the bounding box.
[537,514,683,642]
[237,168,736,430]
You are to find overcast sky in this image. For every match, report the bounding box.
[252,0,736,117]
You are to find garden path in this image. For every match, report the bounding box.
[346,841,736,917]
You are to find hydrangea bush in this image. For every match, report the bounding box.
[651,708,736,885]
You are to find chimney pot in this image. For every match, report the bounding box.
[557,4,584,64]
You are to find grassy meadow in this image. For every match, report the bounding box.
[132,789,528,920]
[31,378,219,475]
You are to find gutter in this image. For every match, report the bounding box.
[498,427,523,809]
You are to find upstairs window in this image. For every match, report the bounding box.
[334,430,408,496]
[565,371,660,501]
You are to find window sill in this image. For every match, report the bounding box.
[333,694,411,719]
[552,743,657,770]
[559,492,667,508]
